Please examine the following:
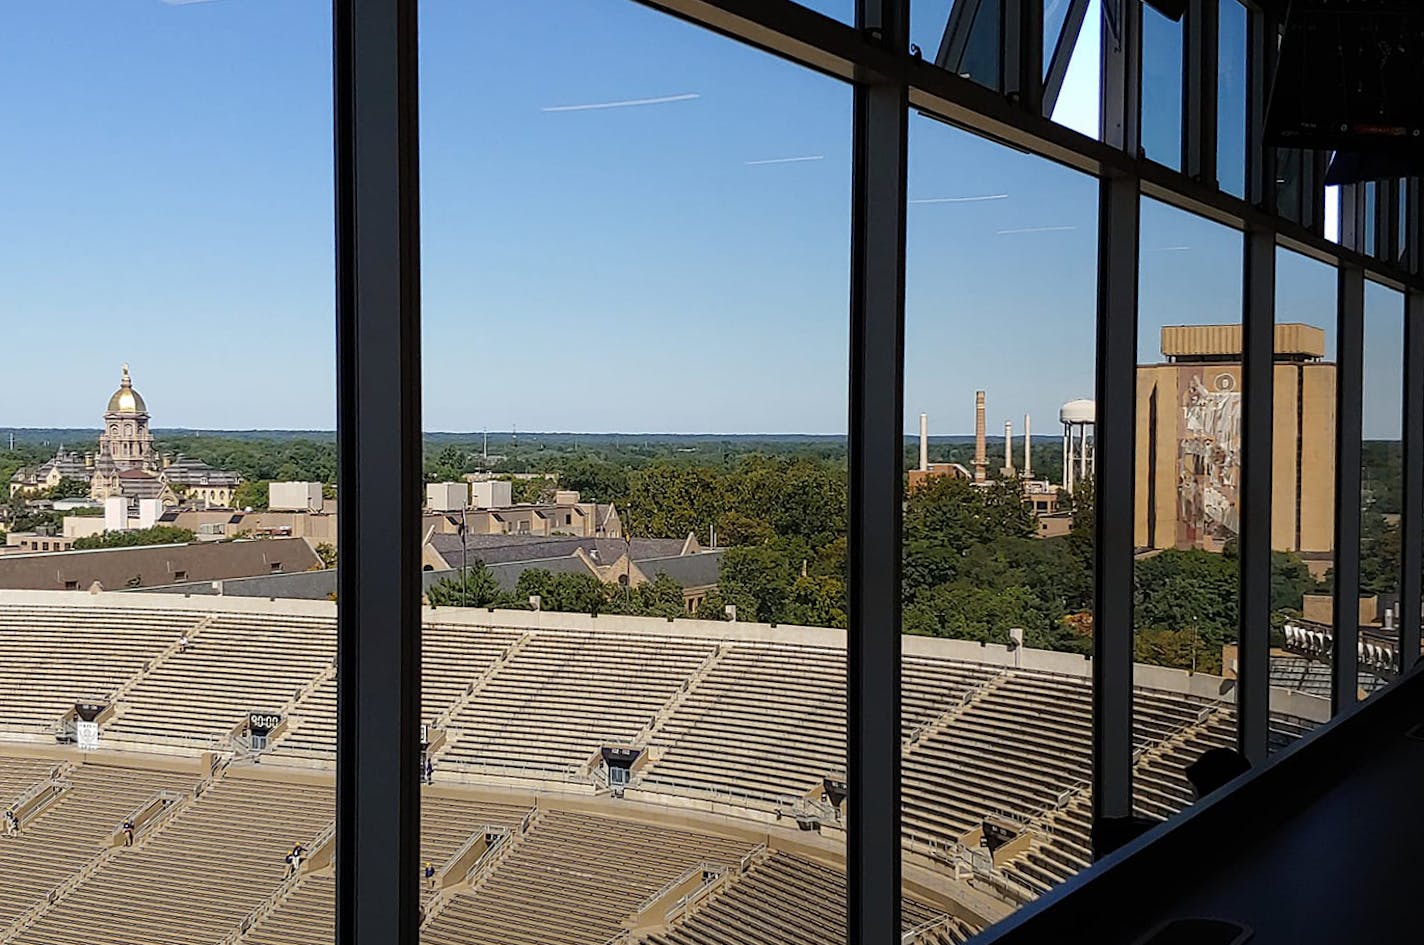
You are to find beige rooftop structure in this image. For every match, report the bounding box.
[1158,323,1327,360]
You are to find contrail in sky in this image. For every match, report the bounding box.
[996,225,1077,235]
[910,194,1008,204]
[541,93,701,112]
[744,155,825,166]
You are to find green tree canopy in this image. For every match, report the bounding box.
[72,526,195,550]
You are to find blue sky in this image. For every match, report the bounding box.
[0,0,1390,437]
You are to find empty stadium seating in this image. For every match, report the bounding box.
[421,809,754,945]
[642,850,980,945]
[0,607,196,731]
[103,615,336,748]
[439,631,717,777]
[0,761,197,931]
[0,598,1328,940]
[237,792,533,945]
[13,774,333,945]
[640,643,846,803]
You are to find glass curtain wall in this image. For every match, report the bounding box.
[901,117,1099,922]
[416,2,853,942]
[1268,248,1339,745]
[1359,284,1405,693]
[0,1,336,942]
[1132,198,1243,823]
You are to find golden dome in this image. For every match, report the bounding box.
[106,364,148,415]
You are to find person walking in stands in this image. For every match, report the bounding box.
[122,819,135,846]
[3,809,17,837]
[424,757,434,784]
[177,632,190,653]
[285,842,304,878]
[424,861,436,887]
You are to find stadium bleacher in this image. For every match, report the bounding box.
[0,596,1328,942]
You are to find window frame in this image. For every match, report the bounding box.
[331,2,1424,944]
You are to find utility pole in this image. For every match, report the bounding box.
[461,504,468,606]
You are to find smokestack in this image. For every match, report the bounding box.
[919,413,929,472]
[1004,420,1014,475]
[974,391,987,483]
[1024,413,1031,478]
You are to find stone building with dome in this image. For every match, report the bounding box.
[9,366,242,508]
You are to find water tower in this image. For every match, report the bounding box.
[1060,399,1095,494]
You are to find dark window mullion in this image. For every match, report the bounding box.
[333,2,424,944]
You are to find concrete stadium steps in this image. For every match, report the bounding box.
[0,755,56,800]
[641,851,979,945]
[235,794,532,945]
[103,615,336,746]
[640,643,846,802]
[423,622,527,721]
[0,762,196,931]
[0,608,198,731]
[264,676,338,760]
[266,626,526,762]
[998,705,1313,896]
[421,810,753,945]
[241,873,333,945]
[439,632,718,777]
[901,677,1241,850]
[901,658,1003,741]
[12,775,334,945]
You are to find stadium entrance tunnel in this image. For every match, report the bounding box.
[237,711,285,755]
[593,745,644,794]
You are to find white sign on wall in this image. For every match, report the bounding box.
[76,721,99,752]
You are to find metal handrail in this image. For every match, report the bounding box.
[439,824,510,879]
[216,820,335,945]
[6,777,70,816]
[901,913,960,945]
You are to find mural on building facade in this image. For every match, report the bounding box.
[1177,368,1241,549]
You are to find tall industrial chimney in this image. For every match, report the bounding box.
[919,413,929,472]
[973,391,987,483]
[1023,413,1031,478]
[1003,420,1014,475]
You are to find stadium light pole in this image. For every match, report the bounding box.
[333,2,423,945]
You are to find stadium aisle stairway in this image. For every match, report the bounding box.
[0,608,196,731]
[439,632,716,776]
[0,762,196,931]
[641,851,980,945]
[238,792,532,945]
[640,643,846,802]
[12,775,333,945]
[104,616,336,746]
[421,809,752,945]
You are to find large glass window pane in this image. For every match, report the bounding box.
[418,2,854,941]
[1049,0,1103,139]
[1133,199,1243,820]
[901,115,1099,924]
[1360,283,1404,691]
[1268,248,1336,747]
[1217,0,1248,199]
[1142,3,1184,170]
[0,1,336,941]
[914,0,1005,90]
